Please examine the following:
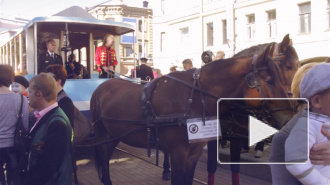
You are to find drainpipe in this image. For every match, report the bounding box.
[200,0,204,55]
[233,0,236,55]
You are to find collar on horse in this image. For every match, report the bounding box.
[165,69,216,125]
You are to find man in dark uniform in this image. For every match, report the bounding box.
[37,39,63,74]
[136,57,154,81]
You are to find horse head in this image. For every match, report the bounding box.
[273,34,299,96]
[242,37,298,129]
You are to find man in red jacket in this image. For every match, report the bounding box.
[95,34,118,78]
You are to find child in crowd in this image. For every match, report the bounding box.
[285,63,330,184]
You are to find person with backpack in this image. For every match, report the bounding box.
[0,65,29,185]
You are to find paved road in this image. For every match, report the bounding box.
[73,143,272,185]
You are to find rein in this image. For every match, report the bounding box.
[165,70,218,100]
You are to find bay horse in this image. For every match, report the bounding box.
[90,36,296,185]
[207,34,299,185]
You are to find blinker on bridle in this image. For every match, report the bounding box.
[245,43,285,98]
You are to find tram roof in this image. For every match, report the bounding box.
[24,16,135,36]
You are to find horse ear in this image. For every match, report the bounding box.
[261,42,273,62]
[280,34,292,52]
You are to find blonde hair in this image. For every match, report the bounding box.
[291,63,319,98]
[215,51,225,59]
[29,73,57,102]
[102,34,115,46]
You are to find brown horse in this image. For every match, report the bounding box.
[90,36,296,185]
[206,34,299,185]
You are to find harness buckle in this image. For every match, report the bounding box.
[193,68,201,80]
[193,73,200,80]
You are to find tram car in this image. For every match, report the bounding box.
[0,15,135,119]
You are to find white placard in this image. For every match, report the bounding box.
[187,118,220,143]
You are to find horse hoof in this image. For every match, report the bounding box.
[162,172,171,180]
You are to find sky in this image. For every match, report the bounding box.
[0,0,150,19]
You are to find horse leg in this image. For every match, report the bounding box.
[169,147,187,185]
[94,141,119,185]
[161,148,171,180]
[170,144,204,185]
[230,140,243,185]
[207,140,218,185]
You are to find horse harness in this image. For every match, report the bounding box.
[88,48,294,163]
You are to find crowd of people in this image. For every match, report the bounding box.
[0,64,74,185]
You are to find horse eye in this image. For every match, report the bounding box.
[286,66,293,70]
[265,76,273,85]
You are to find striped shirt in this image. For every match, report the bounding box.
[285,110,330,185]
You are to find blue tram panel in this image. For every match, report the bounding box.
[63,79,108,120]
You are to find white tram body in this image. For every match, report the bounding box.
[0,16,135,119]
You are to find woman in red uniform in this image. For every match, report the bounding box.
[95,34,118,78]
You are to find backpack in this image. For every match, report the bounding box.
[14,95,27,155]
[57,91,92,145]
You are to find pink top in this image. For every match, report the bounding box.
[30,102,58,132]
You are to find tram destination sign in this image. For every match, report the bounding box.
[186,117,219,143]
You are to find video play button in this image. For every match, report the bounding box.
[249,116,278,147]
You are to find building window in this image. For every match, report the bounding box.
[105,17,115,21]
[138,19,147,32]
[161,0,166,14]
[247,14,255,40]
[160,32,165,52]
[207,23,214,46]
[125,44,133,57]
[222,20,227,44]
[139,44,142,56]
[327,0,330,29]
[267,10,277,38]
[298,2,311,34]
[138,20,143,32]
[180,27,189,46]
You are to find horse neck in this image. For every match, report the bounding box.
[200,57,254,99]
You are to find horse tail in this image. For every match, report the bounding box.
[90,88,105,182]
[90,87,101,125]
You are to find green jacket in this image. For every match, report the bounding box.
[27,107,72,185]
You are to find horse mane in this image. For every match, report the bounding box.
[233,43,273,58]
[234,42,298,65]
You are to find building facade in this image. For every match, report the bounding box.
[88,0,153,75]
[153,0,330,73]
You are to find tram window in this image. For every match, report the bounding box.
[0,47,3,64]
[10,40,14,67]
[80,47,87,67]
[73,49,79,62]
[21,33,27,73]
[3,47,5,64]
[6,44,9,65]
[15,36,20,72]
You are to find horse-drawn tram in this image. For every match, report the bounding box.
[0,11,303,185]
[0,15,135,118]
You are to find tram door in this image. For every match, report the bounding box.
[67,33,90,78]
